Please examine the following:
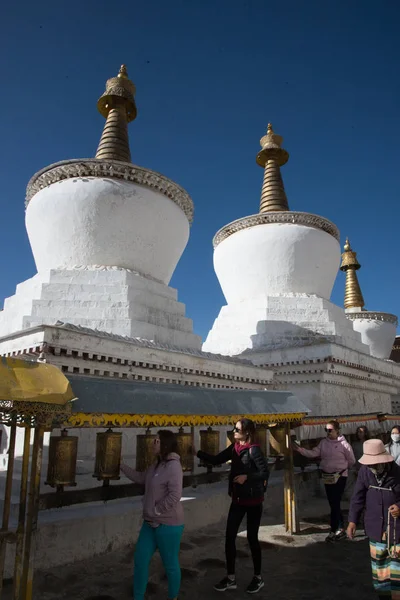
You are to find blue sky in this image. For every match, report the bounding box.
[0,0,399,340]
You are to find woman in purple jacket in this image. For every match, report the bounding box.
[347,439,400,600]
[121,430,184,600]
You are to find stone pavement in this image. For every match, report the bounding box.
[2,498,374,600]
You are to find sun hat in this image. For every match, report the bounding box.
[359,439,394,465]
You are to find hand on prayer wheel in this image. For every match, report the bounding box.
[93,428,122,481]
[199,427,220,468]
[45,429,78,488]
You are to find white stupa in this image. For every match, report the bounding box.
[0,66,201,350]
[202,124,368,356]
[340,238,397,359]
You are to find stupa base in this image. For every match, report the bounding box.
[0,267,201,351]
[202,294,370,356]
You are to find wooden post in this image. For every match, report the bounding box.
[283,422,299,534]
[0,419,17,599]
[13,427,31,600]
[19,426,44,600]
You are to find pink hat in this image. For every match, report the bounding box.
[359,439,394,465]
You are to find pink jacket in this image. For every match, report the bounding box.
[121,453,184,526]
[297,435,355,476]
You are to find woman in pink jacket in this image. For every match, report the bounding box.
[121,430,184,600]
[294,420,355,542]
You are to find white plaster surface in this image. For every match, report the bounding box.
[25,178,190,284]
[0,269,202,350]
[349,315,397,359]
[214,223,340,304]
[203,294,369,356]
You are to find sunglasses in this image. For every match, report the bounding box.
[233,427,243,434]
[325,428,334,433]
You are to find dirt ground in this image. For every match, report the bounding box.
[4,501,375,600]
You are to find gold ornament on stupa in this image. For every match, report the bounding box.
[340,238,365,310]
[95,65,137,163]
[256,123,290,213]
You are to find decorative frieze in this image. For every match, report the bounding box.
[345,312,398,325]
[213,211,340,247]
[26,159,194,223]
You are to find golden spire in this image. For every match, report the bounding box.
[95,65,137,163]
[256,123,290,213]
[340,237,365,310]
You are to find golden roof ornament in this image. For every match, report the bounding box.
[256,123,290,213]
[95,65,137,163]
[340,237,365,310]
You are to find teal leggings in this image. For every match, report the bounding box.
[134,522,184,600]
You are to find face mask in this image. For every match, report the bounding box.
[369,464,386,476]
[392,434,400,443]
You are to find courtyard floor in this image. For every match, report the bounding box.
[3,499,374,600]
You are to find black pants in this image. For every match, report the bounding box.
[225,502,263,576]
[324,476,347,532]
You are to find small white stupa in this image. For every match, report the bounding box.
[202,124,368,356]
[0,66,201,350]
[340,238,397,359]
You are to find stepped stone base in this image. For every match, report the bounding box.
[202,294,370,356]
[0,268,202,350]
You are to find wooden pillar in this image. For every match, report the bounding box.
[19,425,45,600]
[13,426,31,600]
[0,419,17,598]
[283,422,299,534]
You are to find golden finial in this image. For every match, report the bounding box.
[340,237,365,310]
[95,65,137,163]
[256,123,290,213]
[118,65,128,79]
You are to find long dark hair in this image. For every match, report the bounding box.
[238,418,256,443]
[355,426,370,441]
[158,430,179,461]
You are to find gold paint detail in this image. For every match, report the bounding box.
[176,428,194,472]
[136,429,157,472]
[213,212,339,248]
[199,427,220,467]
[340,237,365,309]
[25,159,194,223]
[257,124,289,213]
[66,413,307,428]
[93,429,122,480]
[45,429,78,488]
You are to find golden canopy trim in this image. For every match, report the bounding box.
[66,412,307,428]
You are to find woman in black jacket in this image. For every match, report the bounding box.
[195,418,269,594]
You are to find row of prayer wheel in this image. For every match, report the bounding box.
[45,425,287,488]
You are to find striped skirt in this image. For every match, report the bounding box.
[370,541,400,598]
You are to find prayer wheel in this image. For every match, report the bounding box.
[45,429,78,488]
[199,427,220,467]
[176,428,194,472]
[269,426,285,456]
[254,425,268,456]
[93,428,122,481]
[136,428,157,472]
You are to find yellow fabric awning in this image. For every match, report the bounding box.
[0,357,76,405]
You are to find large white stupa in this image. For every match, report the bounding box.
[0,66,201,350]
[202,124,369,355]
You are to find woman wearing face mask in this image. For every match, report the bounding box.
[193,418,269,594]
[120,430,184,600]
[347,439,400,600]
[386,426,400,466]
[294,420,355,542]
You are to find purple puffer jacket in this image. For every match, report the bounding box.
[348,463,400,543]
[121,453,184,526]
